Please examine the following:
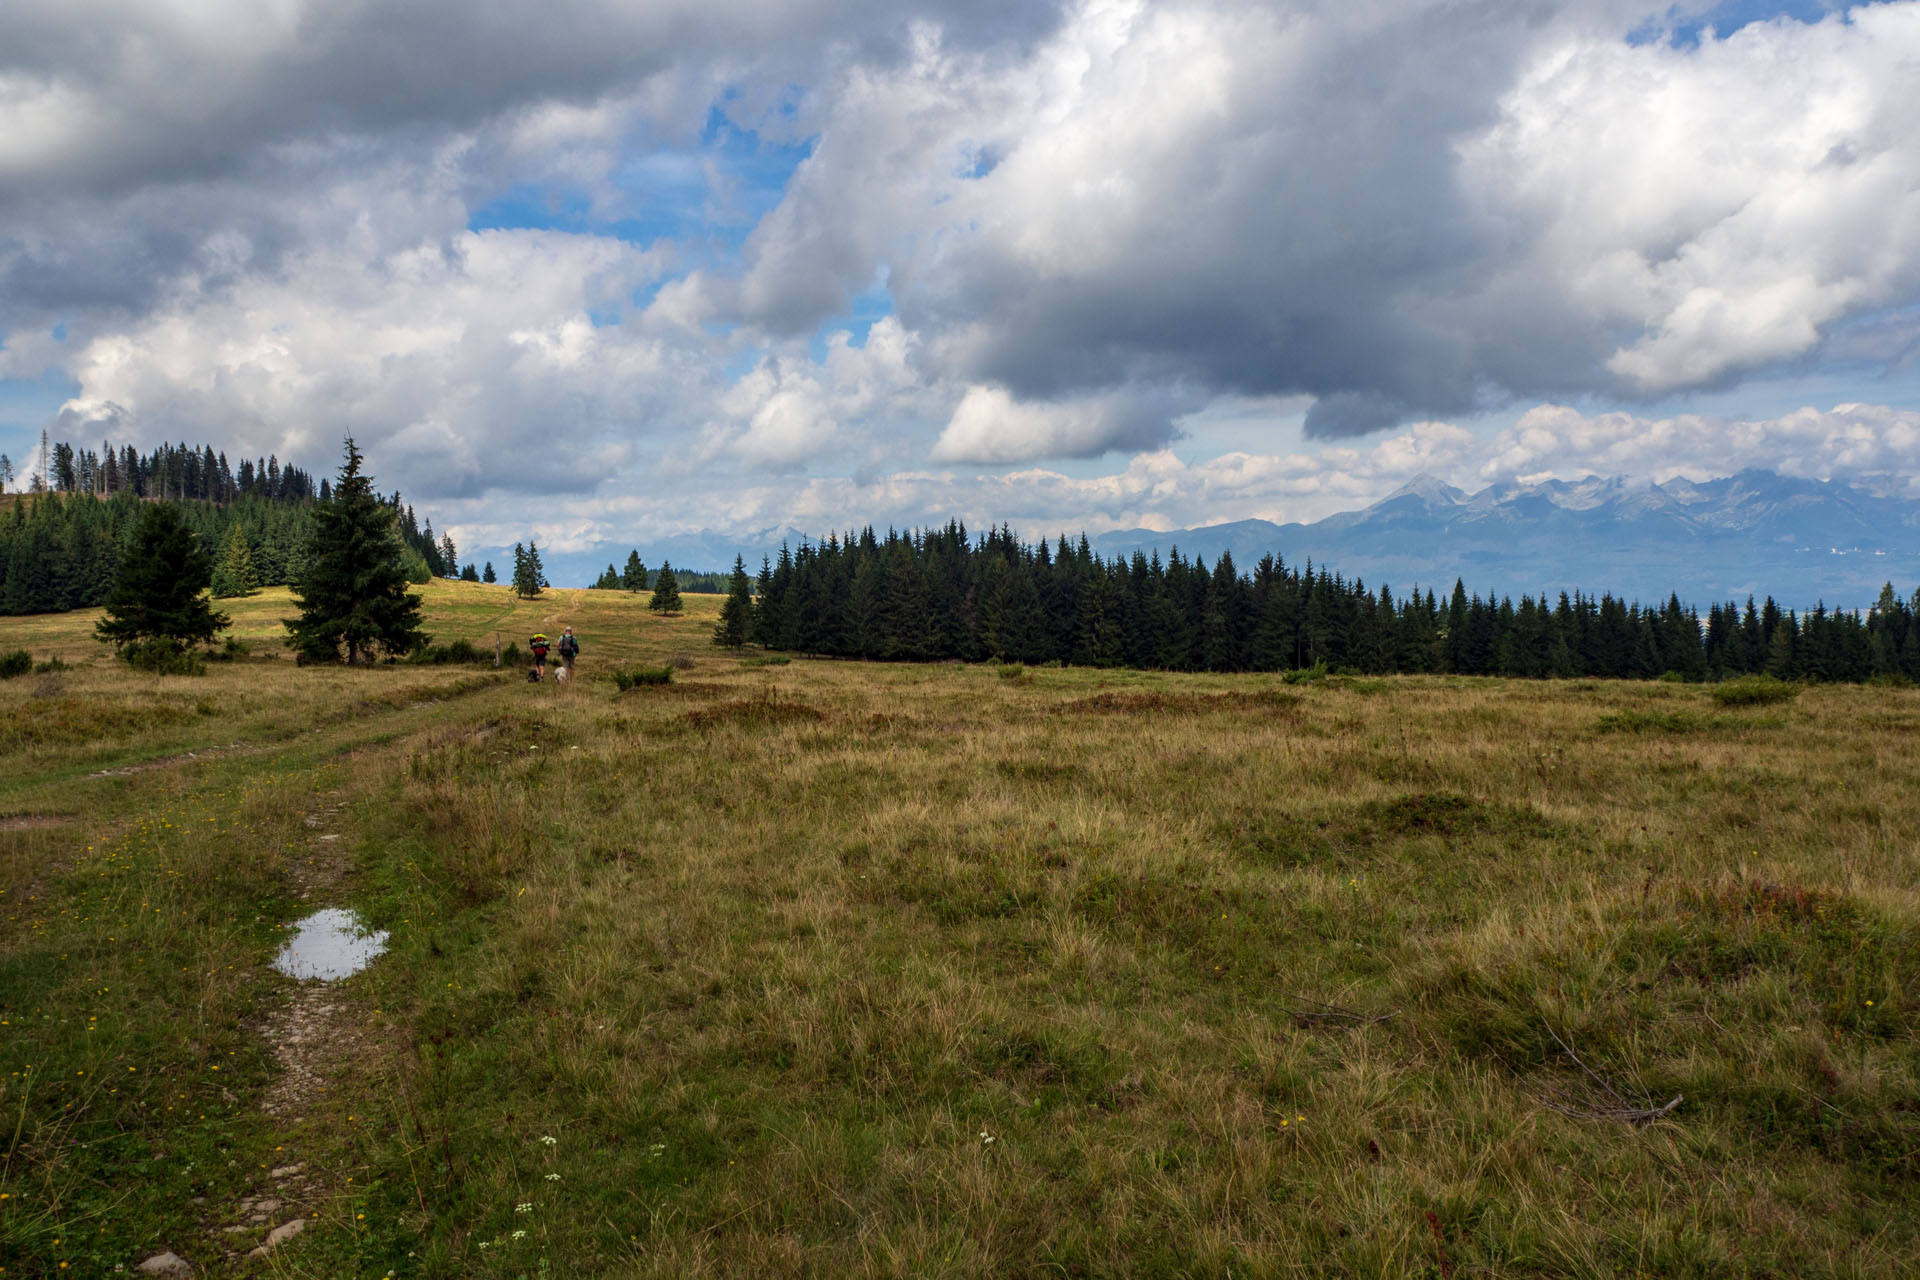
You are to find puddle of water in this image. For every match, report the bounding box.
[274,908,389,981]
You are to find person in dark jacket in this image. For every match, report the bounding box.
[557,626,579,672]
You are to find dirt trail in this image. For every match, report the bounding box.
[198,794,389,1266]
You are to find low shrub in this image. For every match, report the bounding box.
[205,637,250,663]
[1710,675,1800,707]
[33,657,71,674]
[611,666,674,691]
[408,639,490,666]
[0,649,31,679]
[124,641,207,676]
[1282,661,1329,685]
[996,663,1028,681]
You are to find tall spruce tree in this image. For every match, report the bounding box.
[94,503,230,666]
[482,561,496,583]
[649,560,682,614]
[713,556,752,647]
[623,550,646,592]
[284,437,428,664]
[460,563,480,582]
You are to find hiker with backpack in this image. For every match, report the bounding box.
[557,626,580,673]
[528,632,550,681]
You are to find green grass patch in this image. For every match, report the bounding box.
[1710,674,1802,706]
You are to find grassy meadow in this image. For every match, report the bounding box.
[2,579,1917,1277]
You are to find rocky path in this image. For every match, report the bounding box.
[142,792,388,1275]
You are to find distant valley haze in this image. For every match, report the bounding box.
[4,0,1920,608]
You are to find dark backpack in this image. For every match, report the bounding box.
[559,634,579,657]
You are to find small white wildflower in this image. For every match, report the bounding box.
[545,1173,560,1181]
[540,1135,557,1146]
[515,1202,533,1214]
[478,1242,490,1250]
[512,1230,527,1241]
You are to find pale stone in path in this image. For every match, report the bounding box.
[246,1218,306,1258]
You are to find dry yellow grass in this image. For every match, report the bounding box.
[2,581,1917,1277]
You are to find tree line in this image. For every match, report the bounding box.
[587,549,733,595]
[733,523,1920,682]
[0,443,463,616]
[4,429,321,503]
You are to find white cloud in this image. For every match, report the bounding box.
[52,226,676,496]
[930,383,1187,462]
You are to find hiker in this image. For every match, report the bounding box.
[528,632,550,681]
[557,626,580,673]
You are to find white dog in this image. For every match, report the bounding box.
[552,664,570,685]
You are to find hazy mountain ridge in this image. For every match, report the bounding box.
[1085,470,1920,609]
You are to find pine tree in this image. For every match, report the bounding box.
[649,560,682,614]
[593,564,621,590]
[713,556,752,647]
[623,550,646,592]
[440,533,458,578]
[0,454,11,494]
[482,561,497,583]
[284,437,428,664]
[211,524,258,598]
[461,563,480,582]
[94,503,230,666]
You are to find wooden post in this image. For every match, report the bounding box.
[494,631,501,668]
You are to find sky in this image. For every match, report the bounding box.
[4,0,1920,573]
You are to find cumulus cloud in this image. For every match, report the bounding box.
[8,0,1920,552]
[728,0,1920,433]
[51,227,677,497]
[930,383,1192,462]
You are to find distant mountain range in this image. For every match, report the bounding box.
[535,470,1920,609]
[1086,470,1920,609]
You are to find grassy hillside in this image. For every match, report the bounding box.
[2,580,1916,1277]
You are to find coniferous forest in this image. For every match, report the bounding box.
[748,523,1920,683]
[0,438,458,615]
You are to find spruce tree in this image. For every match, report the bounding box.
[95,502,230,666]
[439,533,458,577]
[512,540,547,598]
[712,556,752,647]
[284,437,428,664]
[623,550,646,592]
[461,563,479,582]
[482,561,496,583]
[649,560,682,614]
[593,564,621,590]
[211,524,258,598]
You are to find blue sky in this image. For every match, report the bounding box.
[5,0,1920,574]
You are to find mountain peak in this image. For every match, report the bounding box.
[1377,472,1466,507]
